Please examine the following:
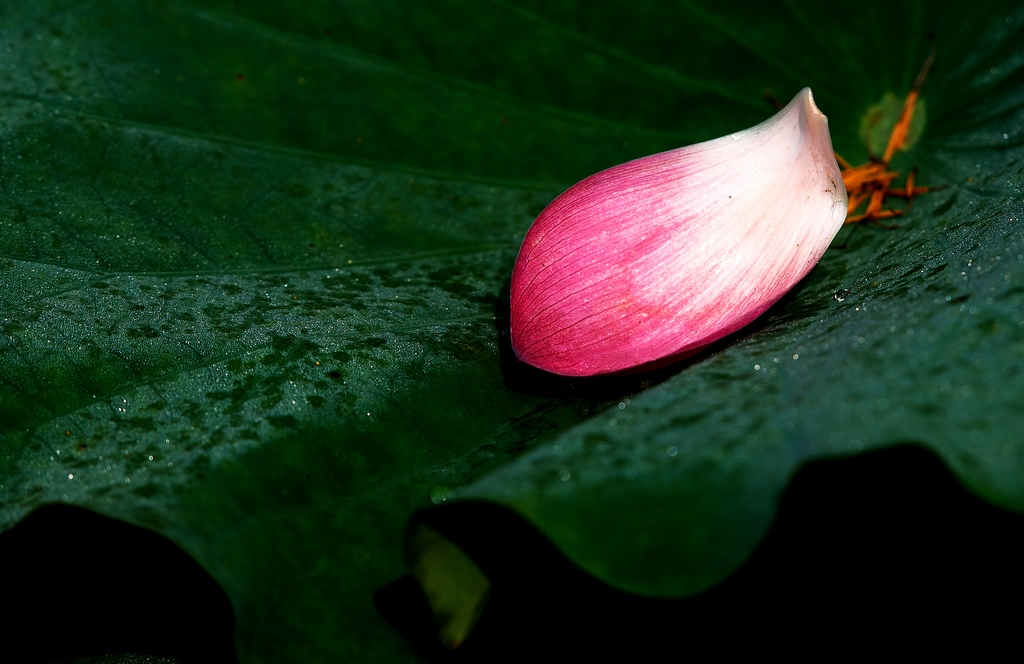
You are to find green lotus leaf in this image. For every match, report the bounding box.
[1,0,1021,660]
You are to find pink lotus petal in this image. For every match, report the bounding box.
[510,88,847,377]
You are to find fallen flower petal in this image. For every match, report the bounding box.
[510,88,847,377]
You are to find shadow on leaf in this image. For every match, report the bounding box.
[380,445,1024,660]
[0,505,238,664]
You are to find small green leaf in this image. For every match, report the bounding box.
[409,524,490,650]
[859,93,928,156]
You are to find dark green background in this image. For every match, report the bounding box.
[1,0,1022,660]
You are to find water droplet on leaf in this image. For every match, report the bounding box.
[429,485,453,505]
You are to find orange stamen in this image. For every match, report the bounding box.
[840,45,944,227]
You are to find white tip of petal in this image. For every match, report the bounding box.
[801,87,825,121]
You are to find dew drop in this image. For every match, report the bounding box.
[559,470,571,481]
[666,446,678,457]
[429,485,453,505]
[834,289,851,302]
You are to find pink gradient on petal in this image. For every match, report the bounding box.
[510,89,847,377]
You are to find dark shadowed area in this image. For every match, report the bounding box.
[383,445,1024,659]
[0,505,237,664]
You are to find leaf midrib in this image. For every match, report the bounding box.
[0,92,561,191]
[0,243,520,285]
